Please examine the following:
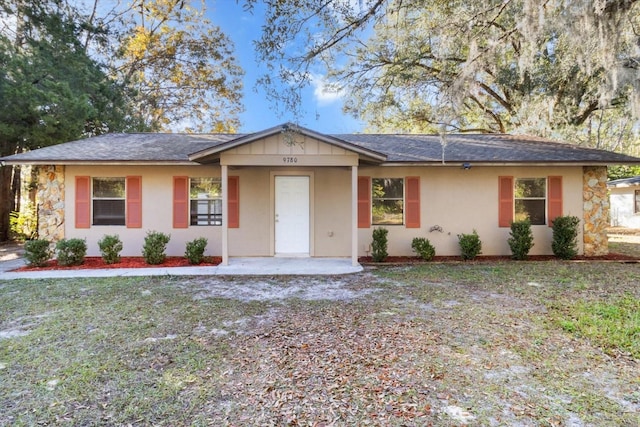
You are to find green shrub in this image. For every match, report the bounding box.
[508,219,534,260]
[24,239,52,267]
[458,230,482,260]
[142,231,170,265]
[98,234,123,264]
[56,238,87,266]
[552,215,580,260]
[411,237,436,261]
[371,227,389,262]
[185,237,208,265]
[9,202,38,241]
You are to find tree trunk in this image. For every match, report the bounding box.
[12,165,21,213]
[0,165,15,241]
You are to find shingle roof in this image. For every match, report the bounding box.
[336,133,640,163]
[1,133,238,164]
[2,125,640,165]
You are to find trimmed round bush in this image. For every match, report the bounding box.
[185,237,208,265]
[371,228,389,262]
[142,231,170,265]
[552,215,580,260]
[508,219,534,260]
[98,234,123,264]
[411,237,436,261]
[458,230,482,260]
[24,239,52,267]
[56,238,87,266]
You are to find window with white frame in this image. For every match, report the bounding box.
[190,178,222,225]
[372,178,404,225]
[514,178,546,225]
[92,177,126,225]
[635,190,640,214]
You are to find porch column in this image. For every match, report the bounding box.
[221,164,229,265]
[351,165,358,266]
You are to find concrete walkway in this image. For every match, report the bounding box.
[0,252,363,280]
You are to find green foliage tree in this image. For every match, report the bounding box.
[608,165,640,181]
[9,201,37,241]
[0,0,148,240]
[96,0,245,132]
[250,0,640,154]
[0,0,246,241]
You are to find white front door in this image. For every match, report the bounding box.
[275,176,309,255]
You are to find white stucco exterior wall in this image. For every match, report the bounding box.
[610,188,640,228]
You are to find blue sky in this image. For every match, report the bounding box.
[209,1,364,134]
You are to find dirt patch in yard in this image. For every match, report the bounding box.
[190,276,378,302]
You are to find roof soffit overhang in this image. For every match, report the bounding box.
[188,122,387,164]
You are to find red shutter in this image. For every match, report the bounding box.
[357,176,371,228]
[405,176,420,228]
[548,176,563,227]
[498,176,514,227]
[126,176,142,228]
[173,176,189,228]
[228,176,239,228]
[75,176,91,228]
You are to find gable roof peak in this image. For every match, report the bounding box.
[188,122,387,163]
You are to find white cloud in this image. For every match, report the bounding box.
[310,74,345,105]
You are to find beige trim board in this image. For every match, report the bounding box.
[221,153,358,167]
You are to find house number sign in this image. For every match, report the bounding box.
[282,156,298,163]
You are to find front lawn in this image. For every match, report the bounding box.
[1,262,639,425]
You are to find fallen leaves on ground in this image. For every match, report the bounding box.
[217,305,446,425]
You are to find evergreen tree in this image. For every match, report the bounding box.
[0,0,146,240]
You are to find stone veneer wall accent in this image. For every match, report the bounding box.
[583,166,609,256]
[37,165,65,244]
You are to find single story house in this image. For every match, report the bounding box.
[2,123,640,266]
[608,176,640,228]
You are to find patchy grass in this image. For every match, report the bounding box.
[609,240,640,258]
[608,228,640,258]
[549,294,640,359]
[1,263,639,426]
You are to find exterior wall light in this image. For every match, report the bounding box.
[462,162,471,170]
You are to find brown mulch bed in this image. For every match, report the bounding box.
[359,253,640,264]
[15,256,222,271]
[15,253,639,272]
